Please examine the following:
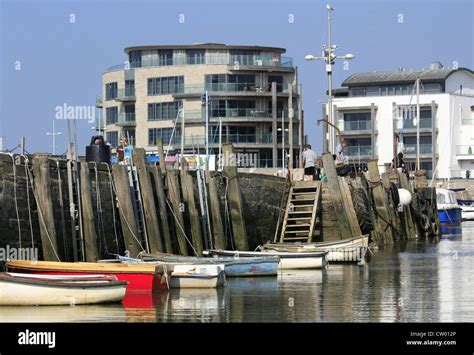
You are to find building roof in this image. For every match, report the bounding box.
[341,68,474,87]
[124,43,286,54]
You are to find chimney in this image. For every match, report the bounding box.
[430,61,444,70]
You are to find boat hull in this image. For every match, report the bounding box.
[169,264,226,289]
[0,274,127,306]
[438,208,462,226]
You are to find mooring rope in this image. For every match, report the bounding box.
[103,163,120,254]
[164,196,198,256]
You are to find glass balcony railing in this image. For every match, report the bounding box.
[457,145,474,155]
[107,55,294,72]
[176,84,297,95]
[170,133,273,146]
[345,146,372,157]
[184,109,291,120]
[402,144,432,155]
[116,88,136,99]
[337,120,371,131]
[394,117,432,130]
[118,113,136,125]
[96,96,103,107]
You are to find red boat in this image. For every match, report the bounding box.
[6,260,169,293]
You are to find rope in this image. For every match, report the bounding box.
[22,156,35,248]
[164,196,198,255]
[103,163,120,254]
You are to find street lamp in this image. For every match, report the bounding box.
[46,119,62,155]
[305,4,354,154]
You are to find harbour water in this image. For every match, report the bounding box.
[1,222,473,323]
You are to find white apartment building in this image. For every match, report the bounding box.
[324,62,474,178]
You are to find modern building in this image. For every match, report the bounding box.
[324,62,474,179]
[97,43,303,169]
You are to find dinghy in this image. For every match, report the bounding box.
[6,260,169,292]
[261,235,369,263]
[0,273,127,306]
[203,250,328,270]
[168,264,226,289]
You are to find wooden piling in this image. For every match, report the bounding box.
[367,160,393,243]
[222,143,249,251]
[133,148,164,253]
[32,156,60,261]
[338,177,362,238]
[166,169,189,255]
[399,172,417,240]
[321,153,352,239]
[381,172,397,243]
[150,167,173,254]
[112,164,142,258]
[79,159,100,262]
[156,138,167,175]
[206,171,226,250]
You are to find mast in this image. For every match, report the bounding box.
[416,78,420,171]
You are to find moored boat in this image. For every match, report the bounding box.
[6,260,169,292]
[436,188,462,225]
[458,199,474,221]
[261,235,369,263]
[0,273,127,306]
[168,264,226,289]
[140,254,280,277]
[203,250,328,270]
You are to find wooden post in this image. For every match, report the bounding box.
[206,170,226,249]
[382,172,397,244]
[32,156,60,261]
[338,177,362,238]
[271,82,278,168]
[150,167,173,254]
[112,164,142,258]
[222,143,248,250]
[79,159,100,262]
[399,172,417,240]
[180,159,203,256]
[156,138,167,175]
[166,169,188,255]
[133,148,163,253]
[367,160,393,242]
[321,153,352,239]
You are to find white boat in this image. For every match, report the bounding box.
[458,200,474,221]
[436,188,462,225]
[168,264,226,289]
[0,273,127,306]
[203,250,328,270]
[261,235,369,263]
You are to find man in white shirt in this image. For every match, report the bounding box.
[302,144,317,181]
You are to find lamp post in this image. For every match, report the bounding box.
[277,111,289,173]
[305,4,354,154]
[46,119,62,155]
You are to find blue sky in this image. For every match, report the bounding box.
[0,0,472,154]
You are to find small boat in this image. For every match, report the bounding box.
[6,260,169,292]
[203,250,328,270]
[140,254,280,277]
[168,264,226,289]
[261,235,369,263]
[0,273,127,306]
[458,199,474,221]
[436,188,462,225]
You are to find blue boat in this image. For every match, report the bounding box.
[139,254,280,277]
[436,188,462,226]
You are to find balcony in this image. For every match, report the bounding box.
[173,84,297,98]
[115,88,136,101]
[394,117,432,131]
[117,113,136,126]
[345,146,372,157]
[228,55,294,71]
[173,133,273,146]
[96,96,103,108]
[337,120,371,132]
[184,109,293,121]
[402,144,432,156]
[456,145,474,160]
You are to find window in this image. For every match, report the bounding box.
[106,107,118,124]
[106,131,118,147]
[125,80,135,97]
[205,74,256,92]
[229,50,257,66]
[187,49,205,64]
[211,100,256,117]
[148,127,181,146]
[342,112,371,131]
[124,104,135,122]
[129,50,142,68]
[105,82,118,100]
[349,87,366,97]
[268,75,283,92]
[148,76,184,95]
[227,126,256,143]
[148,101,182,120]
[267,100,284,118]
[158,50,173,66]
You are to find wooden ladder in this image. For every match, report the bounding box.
[279,181,321,243]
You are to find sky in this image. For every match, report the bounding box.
[0,0,472,154]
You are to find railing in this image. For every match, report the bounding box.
[462,119,474,125]
[176,133,273,145]
[116,88,136,99]
[338,120,371,131]
[403,144,432,155]
[106,55,294,72]
[345,146,372,157]
[184,109,290,119]
[96,96,103,106]
[457,145,474,155]
[176,84,297,95]
[394,117,432,130]
[118,113,136,124]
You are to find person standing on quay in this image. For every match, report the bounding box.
[302,144,317,181]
